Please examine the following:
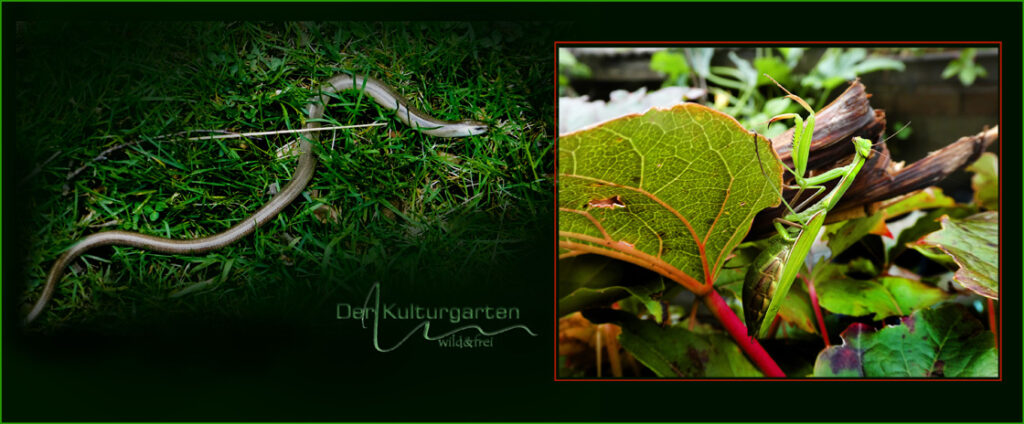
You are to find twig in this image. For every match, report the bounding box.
[178,122,385,141]
[61,123,387,193]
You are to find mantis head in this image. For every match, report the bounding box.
[852,136,873,159]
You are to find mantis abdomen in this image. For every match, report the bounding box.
[742,237,791,337]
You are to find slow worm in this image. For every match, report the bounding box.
[25,73,488,324]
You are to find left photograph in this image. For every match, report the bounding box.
[7,16,557,421]
[10,21,553,329]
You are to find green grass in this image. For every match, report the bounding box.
[12,21,554,329]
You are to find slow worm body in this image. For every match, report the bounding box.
[26,73,487,324]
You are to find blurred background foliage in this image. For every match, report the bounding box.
[558,46,997,202]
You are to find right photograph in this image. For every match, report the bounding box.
[556,45,1000,379]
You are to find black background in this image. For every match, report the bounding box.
[3,2,1021,422]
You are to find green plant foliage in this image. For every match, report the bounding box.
[942,48,988,86]
[559,104,783,287]
[802,48,906,93]
[882,187,956,218]
[776,48,805,69]
[649,50,690,86]
[19,21,552,326]
[685,48,714,80]
[776,282,817,334]
[816,275,950,321]
[887,205,974,262]
[891,121,914,140]
[558,255,665,320]
[967,152,998,211]
[584,309,762,377]
[559,48,592,88]
[912,212,998,299]
[754,56,792,87]
[814,304,997,377]
[710,266,746,316]
[559,48,1000,378]
[826,212,886,259]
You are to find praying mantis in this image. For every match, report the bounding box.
[742,76,875,338]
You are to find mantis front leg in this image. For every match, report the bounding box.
[761,74,874,240]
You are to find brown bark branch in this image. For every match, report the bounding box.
[751,79,997,236]
[833,125,998,220]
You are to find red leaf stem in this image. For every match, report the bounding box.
[987,298,998,349]
[701,290,785,377]
[802,273,830,348]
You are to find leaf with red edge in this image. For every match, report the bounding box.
[881,187,956,218]
[558,104,783,290]
[913,211,998,299]
[813,304,997,378]
[966,152,998,211]
[813,323,872,377]
[888,205,975,261]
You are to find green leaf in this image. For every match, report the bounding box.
[826,212,885,259]
[558,49,591,79]
[727,52,758,89]
[816,279,897,319]
[754,56,791,87]
[686,48,714,78]
[879,276,951,312]
[851,57,906,75]
[713,266,746,300]
[882,187,956,218]
[816,276,950,320]
[966,152,998,211]
[584,309,762,377]
[943,49,987,87]
[914,212,998,299]
[803,48,904,91]
[959,65,977,86]
[650,51,690,83]
[815,304,996,377]
[813,323,871,377]
[777,48,805,68]
[559,104,783,288]
[761,97,792,117]
[891,121,913,140]
[820,76,848,92]
[557,255,665,320]
[847,257,879,277]
[941,60,962,79]
[776,281,817,334]
[888,205,974,261]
